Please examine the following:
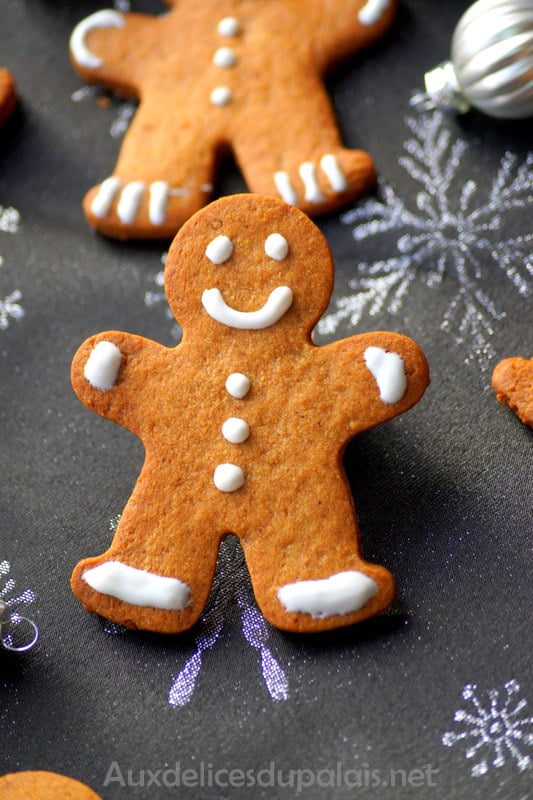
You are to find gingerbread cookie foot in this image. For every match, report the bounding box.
[84,178,211,240]
[273,149,375,214]
[491,356,533,427]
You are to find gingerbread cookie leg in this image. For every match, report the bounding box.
[83,98,217,239]
[233,72,375,214]
[242,485,395,634]
[71,469,222,633]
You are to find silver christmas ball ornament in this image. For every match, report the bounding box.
[411,0,533,119]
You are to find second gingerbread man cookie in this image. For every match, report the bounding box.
[70,0,398,239]
[71,194,429,634]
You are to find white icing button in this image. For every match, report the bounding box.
[213,47,237,68]
[205,235,234,264]
[358,0,390,26]
[364,346,407,404]
[210,86,233,106]
[84,340,122,390]
[222,417,250,444]
[225,373,251,398]
[213,463,245,492]
[217,17,240,37]
[264,233,289,261]
[277,571,378,618]
[82,561,190,610]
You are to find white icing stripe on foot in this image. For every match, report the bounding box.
[83,562,191,610]
[358,0,390,26]
[84,340,122,390]
[117,181,145,224]
[320,154,347,192]
[274,171,298,205]
[70,10,125,69]
[149,180,169,225]
[277,571,378,618]
[91,176,122,218]
[364,346,407,404]
[299,162,324,203]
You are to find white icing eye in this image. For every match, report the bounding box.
[264,233,289,261]
[205,235,234,264]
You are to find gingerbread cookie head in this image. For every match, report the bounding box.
[69,0,398,239]
[0,771,102,800]
[165,193,333,340]
[70,194,429,635]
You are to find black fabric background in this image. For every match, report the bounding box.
[1,2,531,798]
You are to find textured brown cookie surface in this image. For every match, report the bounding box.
[0,771,102,799]
[71,194,429,634]
[69,0,398,239]
[492,357,533,427]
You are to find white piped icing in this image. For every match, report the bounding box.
[82,561,190,610]
[84,340,122,390]
[274,172,298,205]
[70,10,125,69]
[210,86,233,106]
[217,17,240,37]
[225,373,250,398]
[277,571,378,618]
[321,154,348,192]
[202,286,293,329]
[213,463,245,492]
[117,181,144,224]
[205,235,234,264]
[149,181,169,225]
[213,47,237,68]
[358,0,390,26]
[364,346,407,404]
[264,233,289,261]
[299,162,324,203]
[91,176,122,218]
[222,417,250,444]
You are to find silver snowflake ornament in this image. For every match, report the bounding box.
[442,680,533,777]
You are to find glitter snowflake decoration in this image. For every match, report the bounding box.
[144,255,182,341]
[0,560,37,650]
[0,206,24,330]
[318,113,532,372]
[442,680,533,777]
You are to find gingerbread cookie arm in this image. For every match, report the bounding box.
[321,331,430,434]
[69,10,157,95]
[71,332,166,436]
[311,0,398,69]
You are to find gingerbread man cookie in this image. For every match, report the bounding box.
[0,68,17,126]
[69,0,398,239]
[71,194,429,633]
[0,771,102,800]
[492,356,533,427]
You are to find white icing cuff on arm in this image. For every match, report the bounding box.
[364,346,407,404]
[277,571,378,618]
[84,340,122,390]
[82,561,191,610]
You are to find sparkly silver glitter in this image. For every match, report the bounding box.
[442,680,533,777]
[317,113,532,372]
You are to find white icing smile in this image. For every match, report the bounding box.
[70,10,125,69]
[202,286,293,329]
